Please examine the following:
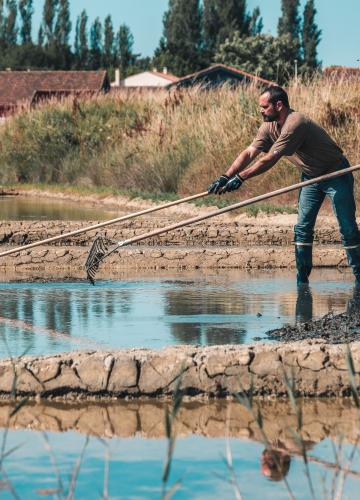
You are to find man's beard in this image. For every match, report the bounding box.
[262,112,280,122]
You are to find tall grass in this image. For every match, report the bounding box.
[0,75,359,205]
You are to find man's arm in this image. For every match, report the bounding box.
[216,150,281,194]
[239,151,280,180]
[225,146,261,177]
[208,146,279,195]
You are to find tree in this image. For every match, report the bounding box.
[116,23,136,77]
[216,0,251,44]
[19,0,33,45]
[37,24,44,46]
[203,0,262,64]
[103,14,115,68]
[74,9,88,68]
[277,0,301,66]
[3,0,18,47]
[54,0,71,46]
[215,32,302,84]
[41,0,58,46]
[74,15,79,61]
[154,0,203,76]
[278,0,301,39]
[89,17,102,69]
[203,0,220,57]
[0,1,4,48]
[248,6,263,36]
[302,0,321,70]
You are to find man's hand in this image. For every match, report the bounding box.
[219,174,244,194]
[208,175,229,194]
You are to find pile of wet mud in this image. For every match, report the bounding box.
[267,306,360,344]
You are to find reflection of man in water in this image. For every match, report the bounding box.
[261,438,315,482]
[347,285,360,315]
[261,448,291,481]
[295,284,313,323]
[296,283,360,324]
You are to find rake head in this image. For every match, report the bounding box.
[85,236,116,285]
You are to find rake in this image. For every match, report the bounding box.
[85,163,360,284]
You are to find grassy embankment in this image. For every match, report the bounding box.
[0,76,359,216]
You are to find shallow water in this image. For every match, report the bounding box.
[0,268,356,358]
[0,195,115,220]
[0,399,359,499]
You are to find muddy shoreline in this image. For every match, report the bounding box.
[268,307,360,344]
[1,341,360,400]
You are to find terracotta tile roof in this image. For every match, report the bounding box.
[149,70,179,82]
[0,70,109,105]
[323,66,360,78]
[169,64,274,87]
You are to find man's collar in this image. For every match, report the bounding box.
[276,108,294,129]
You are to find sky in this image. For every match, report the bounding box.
[31,0,360,68]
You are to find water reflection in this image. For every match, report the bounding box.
[347,286,360,315]
[295,284,360,325]
[164,288,248,344]
[0,399,360,497]
[0,269,356,357]
[295,284,313,323]
[0,195,115,220]
[0,398,358,442]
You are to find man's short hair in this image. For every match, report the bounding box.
[261,85,290,109]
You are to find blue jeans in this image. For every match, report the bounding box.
[294,160,360,283]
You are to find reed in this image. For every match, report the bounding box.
[0,75,359,208]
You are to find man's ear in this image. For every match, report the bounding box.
[275,100,283,112]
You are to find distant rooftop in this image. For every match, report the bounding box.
[323,66,360,78]
[169,64,273,88]
[0,70,109,106]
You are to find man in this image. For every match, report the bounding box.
[208,85,360,285]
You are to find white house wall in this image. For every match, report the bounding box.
[121,72,171,87]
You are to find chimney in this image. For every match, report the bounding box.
[163,67,168,75]
[115,68,121,86]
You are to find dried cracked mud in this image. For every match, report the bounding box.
[2,340,360,399]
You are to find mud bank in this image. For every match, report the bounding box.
[0,214,353,272]
[1,342,360,400]
[0,244,350,274]
[0,399,358,444]
[268,307,360,344]
[0,217,346,247]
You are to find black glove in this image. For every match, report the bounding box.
[219,174,244,194]
[208,175,229,194]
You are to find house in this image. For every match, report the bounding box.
[168,64,273,89]
[323,66,360,79]
[111,68,179,89]
[0,70,110,117]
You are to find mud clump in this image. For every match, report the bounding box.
[267,309,360,344]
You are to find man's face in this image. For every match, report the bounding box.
[259,92,281,122]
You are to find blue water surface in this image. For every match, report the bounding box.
[0,268,356,357]
[1,429,359,499]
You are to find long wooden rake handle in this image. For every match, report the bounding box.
[114,163,360,248]
[0,190,209,258]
